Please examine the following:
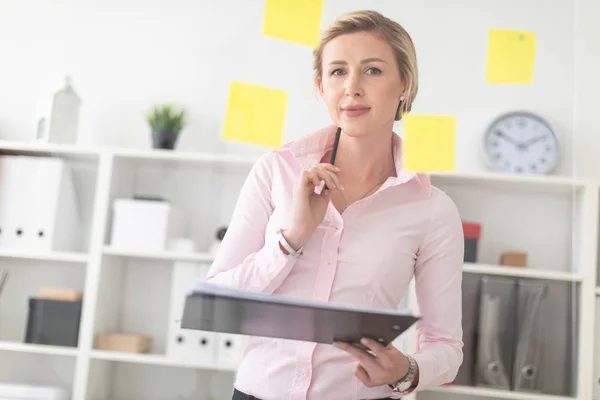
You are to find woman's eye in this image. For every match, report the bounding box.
[365,67,382,75]
[331,68,346,76]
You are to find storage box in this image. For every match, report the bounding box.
[94,332,152,353]
[500,251,527,267]
[38,287,83,301]
[109,197,185,251]
[25,298,82,347]
[462,221,481,263]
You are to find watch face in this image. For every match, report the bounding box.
[483,112,559,174]
[396,380,412,392]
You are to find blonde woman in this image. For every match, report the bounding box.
[206,9,464,400]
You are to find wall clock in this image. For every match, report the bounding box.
[482,111,559,175]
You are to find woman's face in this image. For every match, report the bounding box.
[318,31,405,138]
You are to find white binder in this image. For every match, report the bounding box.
[0,156,24,249]
[166,262,216,365]
[0,155,80,252]
[215,332,248,367]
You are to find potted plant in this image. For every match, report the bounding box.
[145,104,187,150]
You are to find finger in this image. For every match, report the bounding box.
[360,337,393,367]
[310,175,323,189]
[317,163,341,173]
[360,338,388,357]
[306,169,339,192]
[312,167,342,190]
[333,342,379,370]
[354,364,375,388]
[321,168,343,189]
[300,170,325,190]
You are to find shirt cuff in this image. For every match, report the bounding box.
[249,229,300,293]
[408,351,434,392]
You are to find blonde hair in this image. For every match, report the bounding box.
[312,10,418,120]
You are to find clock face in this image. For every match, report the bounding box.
[483,112,559,174]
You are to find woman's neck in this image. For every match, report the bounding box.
[333,131,397,185]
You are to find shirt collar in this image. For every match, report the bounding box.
[278,124,430,190]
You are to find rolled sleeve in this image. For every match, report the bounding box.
[202,152,299,294]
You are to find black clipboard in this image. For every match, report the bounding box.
[181,283,419,349]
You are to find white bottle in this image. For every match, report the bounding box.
[41,75,81,144]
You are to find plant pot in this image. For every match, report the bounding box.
[151,130,179,150]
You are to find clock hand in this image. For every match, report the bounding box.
[494,131,519,146]
[523,136,546,146]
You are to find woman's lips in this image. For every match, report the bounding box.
[341,107,370,117]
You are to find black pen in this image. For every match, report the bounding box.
[330,127,341,165]
[324,127,342,190]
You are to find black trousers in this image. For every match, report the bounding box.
[232,388,395,400]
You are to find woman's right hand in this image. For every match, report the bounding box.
[283,163,342,251]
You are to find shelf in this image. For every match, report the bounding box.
[426,384,575,400]
[112,148,256,168]
[463,263,582,282]
[0,140,101,159]
[90,350,236,372]
[0,141,257,168]
[0,249,88,263]
[103,246,215,263]
[0,340,78,357]
[429,171,588,194]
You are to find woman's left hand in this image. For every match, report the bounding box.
[333,338,410,388]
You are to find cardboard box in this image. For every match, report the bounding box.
[500,251,527,267]
[94,333,152,353]
[38,287,83,301]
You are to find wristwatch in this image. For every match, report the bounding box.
[389,355,417,392]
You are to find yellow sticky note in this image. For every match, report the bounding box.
[486,29,536,84]
[403,115,456,172]
[263,0,323,47]
[222,82,288,148]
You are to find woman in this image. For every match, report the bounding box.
[205,9,464,400]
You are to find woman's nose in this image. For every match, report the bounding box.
[344,75,364,97]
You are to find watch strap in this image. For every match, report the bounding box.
[390,354,416,392]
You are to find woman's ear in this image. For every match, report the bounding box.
[317,77,324,99]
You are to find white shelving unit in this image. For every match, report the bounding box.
[0,140,598,400]
[593,185,600,400]
[415,171,599,400]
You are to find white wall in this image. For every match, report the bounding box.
[0,0,580,175]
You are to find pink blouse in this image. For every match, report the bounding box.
[204,124,464,400]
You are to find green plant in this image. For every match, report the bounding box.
[145,104,187,135]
